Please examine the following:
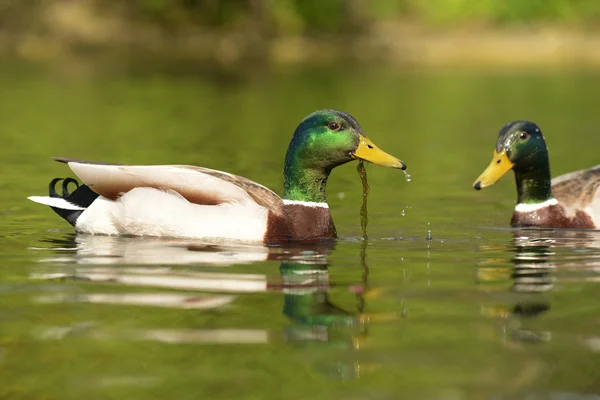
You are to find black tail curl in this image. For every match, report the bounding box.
[49,177,79,198]
[48,178,99,227]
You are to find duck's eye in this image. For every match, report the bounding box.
[327,121,341,131]
[519,132,530,140]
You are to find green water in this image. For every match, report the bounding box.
[1,64,600,399]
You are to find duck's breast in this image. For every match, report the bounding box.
[511,202,595,229]
[264,201,336,242]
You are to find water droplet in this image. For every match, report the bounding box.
[426,222,432,241]
[403,170,412,182]
[401,209,405,217]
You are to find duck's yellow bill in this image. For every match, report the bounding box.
[473,150,514,190]
[352,136,406,170]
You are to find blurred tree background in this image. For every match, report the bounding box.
[1,0,600,67]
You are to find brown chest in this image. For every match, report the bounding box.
[264,203,337,243]
[511,204,595,229]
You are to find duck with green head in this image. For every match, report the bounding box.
[28,109,406,242]
[473,120,600,229]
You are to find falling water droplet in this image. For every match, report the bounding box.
[401,209,405,217]
[403,170,412,182]
[426,222,432,241]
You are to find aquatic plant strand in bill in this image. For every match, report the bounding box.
[357,160,370,239]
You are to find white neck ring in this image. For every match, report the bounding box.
[283,199,329,208]
[515,198,558,212]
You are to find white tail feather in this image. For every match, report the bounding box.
[28,196,85,211]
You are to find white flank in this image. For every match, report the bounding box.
[282,199,329,208]
[515,198,559,213]
[75,188,269,241]
[586,191,600,228]
[76,196,120,235]
[27,196,85,211]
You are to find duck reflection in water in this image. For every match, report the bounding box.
[479,229,600,344]
[32,233,380,380]
[275,248,376,380]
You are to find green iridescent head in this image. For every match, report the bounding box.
[283,110,405,202]
[474,121,550,190]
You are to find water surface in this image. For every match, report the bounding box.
[1,65,600,399]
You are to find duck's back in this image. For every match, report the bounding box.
[552,164,600,228]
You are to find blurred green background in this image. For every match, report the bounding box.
[3,0,600,68]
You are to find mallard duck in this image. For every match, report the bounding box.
[29,110,406,242]
[473,120,600,229]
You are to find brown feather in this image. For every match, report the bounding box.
[511,204,595,229]
[177,166,284,215]
[59,158,285,215]
[552,165,600,209]
[264,204,337,243]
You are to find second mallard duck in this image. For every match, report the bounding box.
[473,120,600,229]
[29,110,406,242]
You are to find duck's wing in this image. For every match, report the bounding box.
[55,158,284,215]
[552,164,600,210]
